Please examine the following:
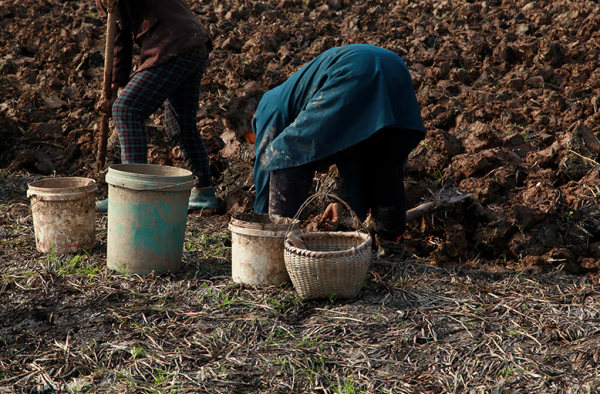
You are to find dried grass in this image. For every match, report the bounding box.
[1,173,600,393]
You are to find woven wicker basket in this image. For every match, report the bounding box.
[284,231,372,300]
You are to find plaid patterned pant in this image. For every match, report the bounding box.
[112,48,212,188]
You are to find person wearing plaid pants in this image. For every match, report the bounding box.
[95,0,217,212]
[113,49,213,189]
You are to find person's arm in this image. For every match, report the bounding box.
[321,202,343,231]
[94,0,132,85]
[112,4,133,86]
[94,0,125,115]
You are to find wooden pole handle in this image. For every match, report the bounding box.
[97,8,118,169]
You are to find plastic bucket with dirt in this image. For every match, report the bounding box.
[27,177,97,254]
[229,213,301,286]
[105,164,195,275]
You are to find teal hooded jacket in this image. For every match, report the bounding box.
[252,44,425,213]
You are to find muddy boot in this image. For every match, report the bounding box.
[189,186,217,211]
[375,234,406,259]
[96,198,108,212]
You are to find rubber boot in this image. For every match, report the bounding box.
[189,186,218,211]
[96,199,108,212]
[375,234,406,259]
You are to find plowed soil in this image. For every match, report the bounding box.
[1,0,600,392]
[2,0,599,272]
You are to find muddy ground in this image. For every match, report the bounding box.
[1,0,600,392]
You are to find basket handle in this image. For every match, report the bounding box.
[285,192,363,236]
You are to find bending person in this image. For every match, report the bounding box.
[226,44,425,258]
[95,0,217,212]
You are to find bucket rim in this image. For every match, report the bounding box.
[107,163,193,178]
[230,212,301,231]
[28,177,97,190]
[106,164,195,192]
[229,223,300,238]
[27,177,98,200]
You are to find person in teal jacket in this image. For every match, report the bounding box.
[226,44,425,258]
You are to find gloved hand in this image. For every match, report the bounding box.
[320,202,343,231]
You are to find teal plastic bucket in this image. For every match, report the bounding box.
[105,164,195,275]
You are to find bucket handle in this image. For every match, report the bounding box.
[109,179,196,191]
[285,192,364,236]
[146,175,196,191]
[27,190,92,200]
[143,179,195,191]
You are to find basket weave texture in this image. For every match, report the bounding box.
[284,231,372,300]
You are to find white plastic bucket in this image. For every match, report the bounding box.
[27,177,97,254]
[229,213,301,286]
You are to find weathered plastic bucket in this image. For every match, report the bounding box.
[229,213,301,286]
[27,177,97,254]
[106,164,195,275]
